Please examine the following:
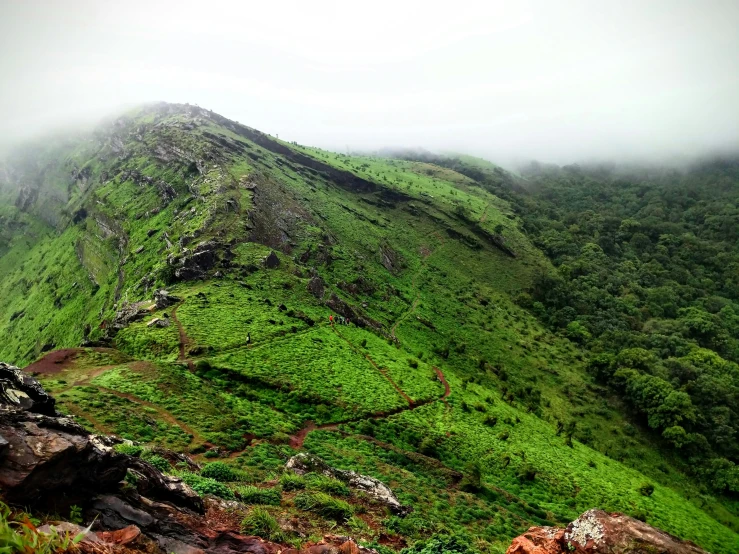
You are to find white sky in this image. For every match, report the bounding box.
[1,0,738,164]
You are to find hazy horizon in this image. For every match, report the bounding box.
[1,0,738,167]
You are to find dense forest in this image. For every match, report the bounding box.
[513,159,739,494]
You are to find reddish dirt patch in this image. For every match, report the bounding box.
[435,367,451,398]
[24,347,121,374]
[171,303,195,371]
[24,349,82,374]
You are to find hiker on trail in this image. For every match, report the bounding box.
[346,318,350,326]
[329,315,333,325]
[246,332,251,347]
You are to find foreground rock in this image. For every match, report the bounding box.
[286,453,411,516]
[0,361,56,415]
[505,509,707,554]
[0,362,282,553]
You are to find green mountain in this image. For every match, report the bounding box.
[1,103,737,553]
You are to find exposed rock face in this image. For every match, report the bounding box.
[307,275,325,299]
[505,509,708,554]
[286,453,411,516]
[113,301,150,330]
[0,361,56,415]
[0,369,129,507]
[325,294,384,332]
[147,317,171,328]
[378,243,403,274]
[264,251,280,269]
[175,241,220,281]
[154,289,180,309]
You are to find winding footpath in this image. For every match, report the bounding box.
[171,303,195,371]
[166,290,453,454]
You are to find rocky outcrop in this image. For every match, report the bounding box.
[286,453,411,516]
[112,301,150,330]
[0,365,131,508]
[325,294,384,332]
[174,240,220,281]
[154,289,180,309]
[264,251,280,269]
[505,509,708,554]
[307,275,325,299]
[378,243,403,274]
[0,361,56,416]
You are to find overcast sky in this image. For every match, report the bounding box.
[1,0,738,165]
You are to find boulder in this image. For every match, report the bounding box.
[264,251,280,269]
[127,456,204,513]
[0,361,56,415]
[505,509,708,554]
[112,301,150,330]
[307,275,325,299]
[286,453,411,516]
[0,409,129,507]
[175,241,219,281]
[147,317,171,328]
[154,289,180,309]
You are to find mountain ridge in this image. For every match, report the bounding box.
[0,102,737,553]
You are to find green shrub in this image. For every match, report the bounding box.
[204,449,220,458]
[141,451,170,472]
[180,472,234,499]
[279,472,306,491]
[306,473,350,496]
[0,500,86,554]
[294,491,353,521]
[400,533,477,554]
[202,461,238,482]
[237,485,282,506]
[114,443,144,456]
[639,482,655,497]
[241,507,285,541]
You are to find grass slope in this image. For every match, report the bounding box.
[0,103,736,552]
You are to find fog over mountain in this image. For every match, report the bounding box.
[1,0,737,164]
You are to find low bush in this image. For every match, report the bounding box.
[294,491,353,521]
[237,485,282,506]
[180,472,234,499]
[279,472,306,491]
[202,461,238,482]
[0,500,86,554]
[305,473,350,496]
[639,482,655,497]
[241,507,285,542]
[142,453,171,472]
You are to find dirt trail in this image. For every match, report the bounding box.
[480,203,490,223]
[287,365,451,449]
[171,303,195,370]
[332,327,414,405]
[96,386,204,443]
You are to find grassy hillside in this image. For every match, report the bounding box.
[1,103,737,553]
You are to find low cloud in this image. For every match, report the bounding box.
[1,0,737,165]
